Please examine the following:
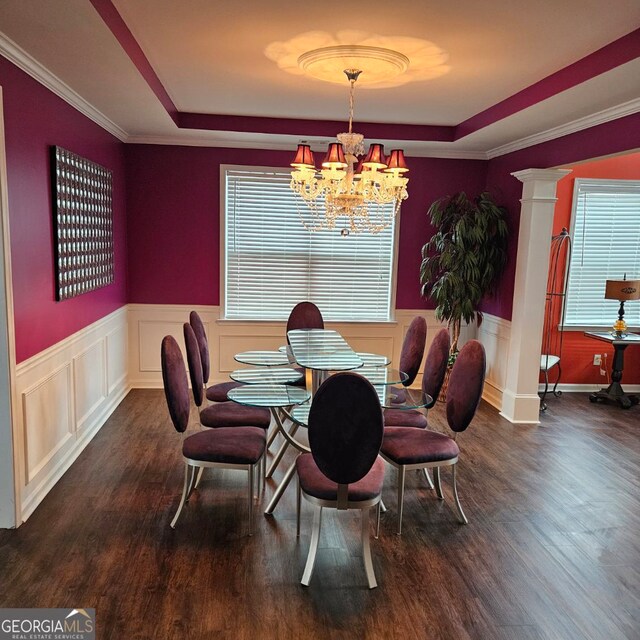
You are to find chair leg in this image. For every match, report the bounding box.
[248,464,254,536]
[266,422,279,449]
[193,466,204,490]
[422,468,434,490]
[434,467,444,500]
[301,506,323,587]
[375,501,381,539]
[361,507,377,589]
[296,475,301,538]
[170,464,192,529]
[397,466,406,536]
[452,464,468,525]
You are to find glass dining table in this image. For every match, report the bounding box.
[228,328,431,515]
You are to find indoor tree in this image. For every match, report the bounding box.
[420,192,508,356]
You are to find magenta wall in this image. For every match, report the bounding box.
[124,145,487,310]
[483,111,640,320]
[0,57,127,363]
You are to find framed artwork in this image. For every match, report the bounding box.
[51,146,114,301]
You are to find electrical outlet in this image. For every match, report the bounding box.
[593,354,602,366]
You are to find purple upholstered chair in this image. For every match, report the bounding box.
[380,340,486,534]
[389,316,427,404]
[183,323,271,432]
[384,328,451,429]
[161,335,266,535]
[295,372,385,588]
[286,302,325,387]
[189,311,244,402]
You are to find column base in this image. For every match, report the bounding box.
[499,390,541,424]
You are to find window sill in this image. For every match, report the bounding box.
[560,324,640,333]
[217,318,399,326]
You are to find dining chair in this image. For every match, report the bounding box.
[183,323,271,431]
[295,372,385,589]
[384,328,451,428]
[161,335,266,535]
[189,310,244,402]
[380,339,486,535]
[389,315,427,404]
[286,301,325,387]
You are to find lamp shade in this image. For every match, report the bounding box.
[291,144,315,169]
[385,149,409,173]
[362,144,387,170]
[321,143,347,169]
[604,279,640,301]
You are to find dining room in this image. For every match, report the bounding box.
[0,2,639,639]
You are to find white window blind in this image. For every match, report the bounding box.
[564,179,640,328]
[223,168,396,321]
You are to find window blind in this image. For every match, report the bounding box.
[564,179,640,328]
[224,168,396,321]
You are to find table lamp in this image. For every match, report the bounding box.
[604,276,640,337]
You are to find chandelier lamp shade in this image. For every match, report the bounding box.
[290,68,409,234]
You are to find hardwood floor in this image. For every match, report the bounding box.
[0,390,638,639]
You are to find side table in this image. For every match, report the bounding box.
[584,332,640,409]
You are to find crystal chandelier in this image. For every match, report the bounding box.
[290,69,409,235]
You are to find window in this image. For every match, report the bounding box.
[564,178,640,328]
[223,167,397,321]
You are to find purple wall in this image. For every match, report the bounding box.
[483,111,640,320]
[124,145,487,310]
[0,57,127,363]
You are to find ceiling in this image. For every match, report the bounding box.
[0,0,639,157]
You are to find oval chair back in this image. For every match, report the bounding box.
[286,302,324,337]
[422,328,451,408]
[308,372,383,488]
[161,336,190,433]
[399,316,427,387]
[189,311,210,384]
[183,323,204,407]
[446,340,486,433]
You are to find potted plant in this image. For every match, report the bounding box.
[420,192,508,396]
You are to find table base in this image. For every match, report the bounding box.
[589,381,639,409]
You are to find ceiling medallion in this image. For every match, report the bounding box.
[297,45,410,86]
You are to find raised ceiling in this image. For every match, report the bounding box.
[0,0,639,157]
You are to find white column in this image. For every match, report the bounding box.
[500,168,571,424]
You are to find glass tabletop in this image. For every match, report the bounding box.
[289,385,432,427]
[357,367,408,386]
[228,383,310,408]
[229,367,303,385]
[234,350,291,367]
[356,352,391,367]
[287,328,363,371]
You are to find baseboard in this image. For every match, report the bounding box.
[538,382,640,393]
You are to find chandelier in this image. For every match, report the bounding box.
[290,69,409,235]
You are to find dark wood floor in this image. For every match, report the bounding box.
[0,390,638,640]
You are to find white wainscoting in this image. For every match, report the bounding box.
[14,306,129,521]
[128,304,458,388]
[475,313,511,410]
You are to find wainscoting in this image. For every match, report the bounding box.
[14,306,128,521]
[127,304,457,388]
[476,313,511,410]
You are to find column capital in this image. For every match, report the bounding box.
[511,168,572,184]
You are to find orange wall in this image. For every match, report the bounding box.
[546,152,640,386]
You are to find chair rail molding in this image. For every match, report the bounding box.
[501,168,572,424]
[14,306,129,522]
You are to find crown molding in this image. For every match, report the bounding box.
[486,98,640,159]
[126,134,488,159]
[0,31,127,142]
